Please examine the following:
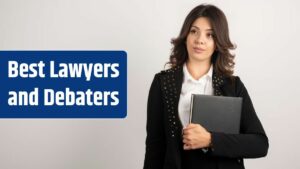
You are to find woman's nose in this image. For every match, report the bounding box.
[195,34,205,45]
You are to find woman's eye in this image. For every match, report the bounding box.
[190,29,197,34]
[207,33,214,38]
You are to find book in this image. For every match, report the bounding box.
[189,94,243,134]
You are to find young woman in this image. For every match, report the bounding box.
[144,4,269,169]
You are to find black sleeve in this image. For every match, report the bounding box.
[143,74,166,169]
[209,77,269,158]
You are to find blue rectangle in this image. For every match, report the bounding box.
[0,51,127,118]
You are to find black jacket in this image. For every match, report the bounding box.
[144,66,269,169]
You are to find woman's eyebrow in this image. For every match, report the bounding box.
[191,26,213,31]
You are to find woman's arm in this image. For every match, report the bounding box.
[143,74,166,169]
[209,77,269,158]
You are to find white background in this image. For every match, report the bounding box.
[0,0,300,168]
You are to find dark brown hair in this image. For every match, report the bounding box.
[168,4,236,77]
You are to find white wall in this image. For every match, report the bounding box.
[0,0,299,168]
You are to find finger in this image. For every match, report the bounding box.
[183,128,197,136]
[183,125,198,132]
[189,124,208,132]
[182,138,188,144]
[183,144,191,150]
[182,134,187,139]
[186,123,198,129]
[182,134,192,142]
[186,123,203,131]
[182,137,192,143]
[182,129,192,135]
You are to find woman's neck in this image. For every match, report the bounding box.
[186,60,211,80]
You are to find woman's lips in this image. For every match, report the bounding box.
[193,47,205,53]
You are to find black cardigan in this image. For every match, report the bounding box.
[143,66,268,169]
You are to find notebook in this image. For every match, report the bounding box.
[189,94,243,134]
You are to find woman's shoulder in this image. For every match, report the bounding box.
[151,66,182,85]
[223,75,243,85]
[156,66,182,76]
[223,75,247,96]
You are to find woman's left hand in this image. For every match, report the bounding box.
[182,123,212,150]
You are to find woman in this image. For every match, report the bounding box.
[144,4,269,169]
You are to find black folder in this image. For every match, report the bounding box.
[189,94,243,134]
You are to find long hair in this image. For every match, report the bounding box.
[168,4,236,77]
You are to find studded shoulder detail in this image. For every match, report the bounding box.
[212,73,225,96]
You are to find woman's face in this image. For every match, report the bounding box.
[186,17,216,64]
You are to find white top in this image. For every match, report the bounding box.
[178,63,214,127]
